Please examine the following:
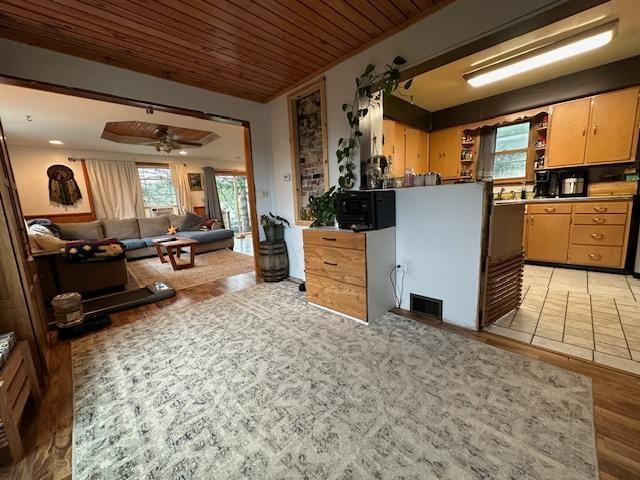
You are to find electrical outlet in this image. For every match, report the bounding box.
[400,262,408,273]
[283,173,291,182]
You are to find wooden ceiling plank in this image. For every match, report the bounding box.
[412,0,440,10]
[178,0,332,66]
[268,0,363,49]
[0,12,278,98]
[93,0,315,80]
[321,0,385,37]
[390,0,421,17]
[256,0,357,52]
[367,0,408,24]
[0,28,268,102]
[215,0,349,58]
[3,3,285,94]
[297,0,372,43]
[344,0,396,30]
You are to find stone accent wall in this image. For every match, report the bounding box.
[295,90,324,215]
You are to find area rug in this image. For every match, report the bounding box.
[127,249,254,290]
[72,282,597,479]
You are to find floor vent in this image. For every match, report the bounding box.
[410,294,443,321]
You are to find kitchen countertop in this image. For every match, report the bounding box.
[494,195,634,205]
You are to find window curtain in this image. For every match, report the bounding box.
[86,159,145,219]
[476,126,497,180]
[202,167,223,222]
[169,163,192,214]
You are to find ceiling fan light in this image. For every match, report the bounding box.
[464,21,616,88]
[178,150,188,155]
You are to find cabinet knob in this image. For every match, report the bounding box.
[323,261,338,266]
[592,218,606,224]
[530,216,534,225]
[321,237,337,241]
[581,127,586,136]
[593,206,607,212]
[591,233,604,240]
[544,207,556,213]
[593,125,598,134]
[588,253,602,260]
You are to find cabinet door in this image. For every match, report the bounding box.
[526,214,571,263]
[547,98,590,167]
[404,126,420,172]
[429,127,459,178]
[382,119,395,159]
[585,87,639,164]
[392,122,406,177]
[418,130,429,173]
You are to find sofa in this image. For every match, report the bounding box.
[56,214,235,260]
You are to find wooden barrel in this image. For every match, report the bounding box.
[259,241,289,282]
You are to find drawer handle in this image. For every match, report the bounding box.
[590,233,604,240]
[544,207,556,213]
[588,253,602,260]
[323,261,338,266]
[592,218,606,224]
[593,207,608,212]
[321,237,337,241]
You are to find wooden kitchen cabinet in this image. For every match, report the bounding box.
[405,126,428,173]
[429,127,460,179]
[546,97,590,167]
[383,119,429,176]
[526,213,571,263]
[546,87,639,168]
[585,88,640,164]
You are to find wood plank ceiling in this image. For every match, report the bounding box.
[0,0,452,103]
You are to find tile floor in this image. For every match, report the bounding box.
[486,265,640,375]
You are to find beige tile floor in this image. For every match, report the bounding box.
[486,265,640,375]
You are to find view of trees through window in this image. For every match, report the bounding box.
[138,167,177,207]
[215,175,251,234]
[493,122,530,180]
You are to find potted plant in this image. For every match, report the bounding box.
[260,212,290,243]
[308,186,336,228]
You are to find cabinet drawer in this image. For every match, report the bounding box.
[571,225,625,246]
[303,229,365,250]
[528,204,572,214]
[572,214,627,225]
[573,202,629,214]
[568,245,623,268]
[305,273,367,320]
[304,245,366,287]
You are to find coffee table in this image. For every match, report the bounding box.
[152,237,198,271]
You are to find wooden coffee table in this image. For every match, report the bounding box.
[152,237,198,271]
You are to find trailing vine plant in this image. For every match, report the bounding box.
[336,56,413,189]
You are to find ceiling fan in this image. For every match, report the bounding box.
[137,126,203,153]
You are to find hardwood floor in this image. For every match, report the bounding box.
[1,273,638,479]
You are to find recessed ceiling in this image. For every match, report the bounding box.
[0,0,454,103]
[0,84,245,165]
[397,0,640,111]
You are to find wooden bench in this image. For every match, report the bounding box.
[0,341,41,462]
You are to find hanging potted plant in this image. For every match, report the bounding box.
[260,212,290,243]
[308,186,337,227]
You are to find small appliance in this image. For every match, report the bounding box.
[534,170,559,198]
[335,190,396,230]
[361,155,388,190]
[559,169,588,197]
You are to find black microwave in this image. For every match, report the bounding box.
[335,190,396,230]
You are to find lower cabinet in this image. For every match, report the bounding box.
[524,200,631,268]
[303,227,396,322]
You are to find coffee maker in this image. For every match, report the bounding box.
[534,170,560,198]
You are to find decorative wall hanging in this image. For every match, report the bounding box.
[287,78,329,226]
[47,164,82,206]
[188,172,203,191]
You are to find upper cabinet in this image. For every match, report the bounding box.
[547,87,639,168]
[585,88,639,164]
[382,119,428,176]
[429,127,460,179]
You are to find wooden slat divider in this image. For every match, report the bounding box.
[482,251,524,327]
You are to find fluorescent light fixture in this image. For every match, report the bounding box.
[464,21,617,88]
[178,150,188,155]
[49,140,64,145]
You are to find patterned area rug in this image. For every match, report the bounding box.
[72,283,597,479]
[127,249,254,290]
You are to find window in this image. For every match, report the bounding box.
[215,175,251,234]
[137,167,177,207]
[493,122,530,180]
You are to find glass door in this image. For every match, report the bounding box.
[215,175,251,236]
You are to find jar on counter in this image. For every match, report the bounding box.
[404,167,415,187]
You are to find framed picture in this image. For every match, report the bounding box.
[287,78,329,226]
[188,172,203,191]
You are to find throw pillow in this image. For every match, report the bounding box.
[167,225,179,235]
[180,212,204,232]
[57,221,105,241]
[30,230,68,251]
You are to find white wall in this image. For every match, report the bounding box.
[0,39,275,225]
[396,183,487,330]
[9,145,241,215]
[268,0,565,279]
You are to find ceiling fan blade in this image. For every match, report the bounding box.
[175,140,203,147]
